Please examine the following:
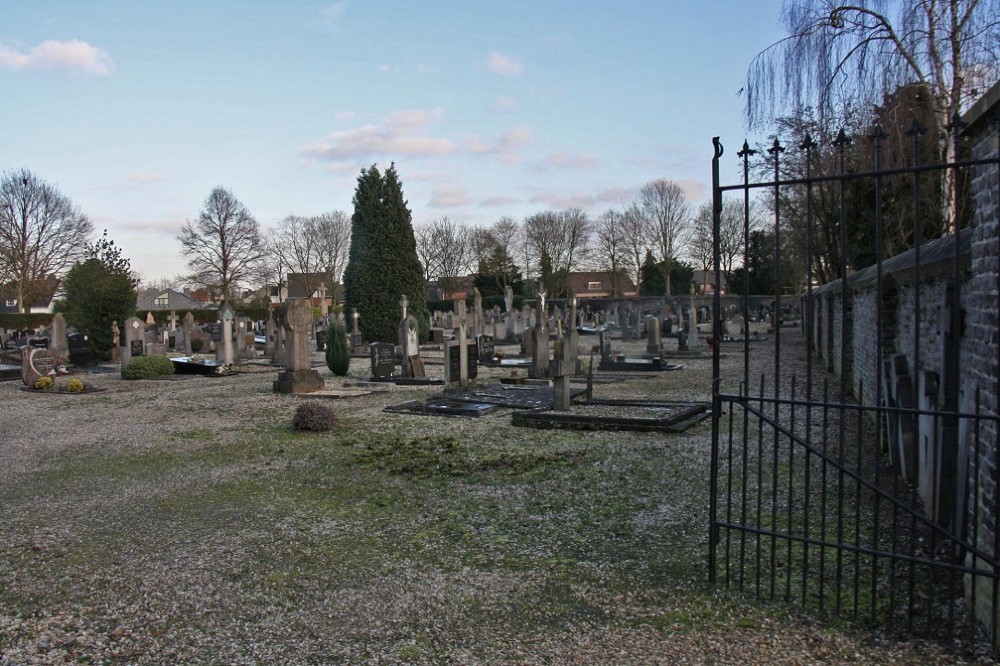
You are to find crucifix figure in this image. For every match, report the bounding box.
[538,289,547,326]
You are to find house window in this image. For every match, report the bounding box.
[587,281,602,290]
[4,299,15,307]
[154,294,169,308]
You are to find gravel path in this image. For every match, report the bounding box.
[0,333,996,665]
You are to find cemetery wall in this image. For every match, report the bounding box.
[961,82,1000,630]
[809,81,998,637]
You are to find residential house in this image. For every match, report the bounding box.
[0,277,62,314]
[287,273,333,310]
[568,271,638,299]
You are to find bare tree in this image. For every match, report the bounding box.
[688,204,715,284]
[743,0,1000,229]
[428,216,473,296]
[594,209,629,296]
[178,187,265,303]
[0,169,93,312]
[524,208,592,296]
[413,222,436,283]
[638,179,690,295]
[311,210,351,286]
[619,202,652,296]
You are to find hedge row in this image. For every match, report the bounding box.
[426,295,524,314]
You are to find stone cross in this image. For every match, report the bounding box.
[399,294,408,321]
[272,298,323,394]
[531,291,550,379]
[504,285,513,313]
[168,311,178,331]
[551,295,579,410]
[351,308,360,335]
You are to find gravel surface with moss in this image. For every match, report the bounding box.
[0,333,995,665]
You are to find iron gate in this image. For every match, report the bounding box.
[708,114,1000,650]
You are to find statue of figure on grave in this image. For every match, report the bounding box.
[111,320,120,347]
[537,289,547,328]
[504,285,513,313]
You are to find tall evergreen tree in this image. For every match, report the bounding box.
[343,164,427,343]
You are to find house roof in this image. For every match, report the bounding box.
[287,273,329,298]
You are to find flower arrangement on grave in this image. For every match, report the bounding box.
[30,376,97,393]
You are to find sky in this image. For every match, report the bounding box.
[1,1,789,284]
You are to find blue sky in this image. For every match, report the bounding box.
[1,1,787,282]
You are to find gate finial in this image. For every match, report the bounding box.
[713,137,724,159]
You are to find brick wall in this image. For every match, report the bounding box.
[962,83,1000,634]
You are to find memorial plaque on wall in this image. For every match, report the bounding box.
[448,343,462,381]
[130,340,144,357]
[467,343,478,380]
[370,343,395,378]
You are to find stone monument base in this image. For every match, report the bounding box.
[273,369,324,394]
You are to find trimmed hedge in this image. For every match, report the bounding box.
[0,314,52,330]
[325,321,350,376]
[122,355,176,380]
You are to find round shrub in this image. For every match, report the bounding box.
[65,377,85,392]
[123,355,176,380]
[325,321,350,376]
[292,401,339,432]
[190,337,205,353]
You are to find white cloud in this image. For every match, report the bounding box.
[490,96,519,114]
[319,2,347,26]
[527,186,635,210]
[0,39,115,76]
[541,152,598,169]
[429,186,472,208]
[301,108,456,163]
[479,195,521,207]
[487,51,525,77]
[333,111,357,122]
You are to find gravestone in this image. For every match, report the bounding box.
[111,320,121,363]
[217,303,235,365]
[444,341,462,386]
[473,288,483,337]
[467,342,479,380]
[397,295,425,378]
[477,334,495,364]
[264,316,276,358]
[120,316,145,375]
[551,296,579,411]
[234,317,246,362]
[182,312,194,356]
[504,285,513,313]
[350,308,364,351]
[531,290,550,379]
[168,310,178,331]
[21,346,56,387]
[645,316,661,355]
[273,298,324,394]
[370,342,395,379]
[274,325,287,364]
[49,313,69,362]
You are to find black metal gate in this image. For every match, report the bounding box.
[708,116,1000,650]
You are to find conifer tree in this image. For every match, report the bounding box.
[343,164,427,343]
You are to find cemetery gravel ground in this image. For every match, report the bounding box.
[0,335,995,665]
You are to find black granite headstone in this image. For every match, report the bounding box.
[370,342,395,378]
[476,334,495,363]
[447,344,461,380]
[130,340,144,357]
[467,343,478,380]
